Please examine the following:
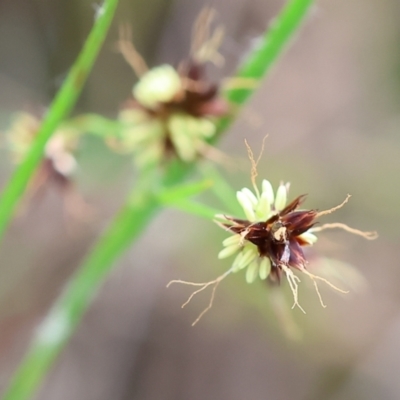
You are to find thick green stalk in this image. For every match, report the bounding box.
[0,0,120,241]
[2,1,314,399]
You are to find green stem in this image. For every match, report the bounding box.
[0,0,120,241]
[2,1,314,399]
[218,0,313,132]
[231,0,313,103]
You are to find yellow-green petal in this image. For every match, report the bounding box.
[256,191,272,220]
[259,257,271,280]
[236,191,256,221]
[197,118,216,138]
[232,252,244,272]
[299,231,318,245]
[262,179,275,204]
[240,188,258,206]
[246,260,259,283]
[275,184,287,211]
[222,234,241,247]
[218,244,240,259]
[238,246,258,270]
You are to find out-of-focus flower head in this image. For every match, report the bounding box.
[6,112,79,188]
[3,112,92,222]
[113,7,229,167]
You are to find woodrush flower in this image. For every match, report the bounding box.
[4,112,92,220]
[115,10,229,167]
[168,177,377,324]
[6,113,79,187]
[214,180,378,314]
[216,180,318,285]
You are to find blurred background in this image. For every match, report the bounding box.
[0,0,400,399]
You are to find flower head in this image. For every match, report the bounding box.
[214,180,378,314]
[6,112,78,185]
[4,112,91,219]
[217,180,318,285]
[168,177,377,324]
[114,10,229,167]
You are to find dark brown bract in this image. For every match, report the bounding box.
[221,195,318,283]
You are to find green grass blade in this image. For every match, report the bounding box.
[218,0,313,131]
[0,0,120,242]
[2,1,314,398]
[226,0,313,104]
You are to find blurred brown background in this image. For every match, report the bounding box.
[0,0,400,399]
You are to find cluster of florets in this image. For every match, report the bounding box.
[117,61,228,166]
[3,112,94,220]
[6,112,78,190]
[113,9,229,167]
[216,180,319,284]
[168,175,377,324]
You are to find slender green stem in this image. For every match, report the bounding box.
[2,1,314,399]
[0,0,120,241]
[199,164,242,216]
[217,0,313,133]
